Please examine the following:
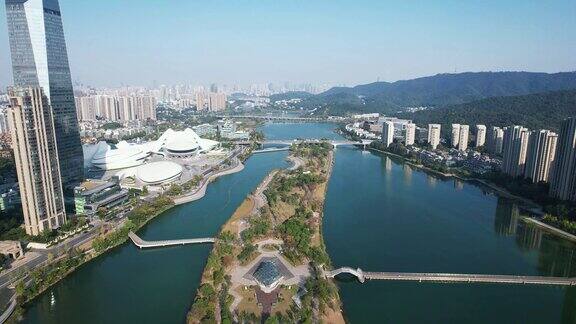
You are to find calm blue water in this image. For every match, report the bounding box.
[22,123,576,323]
[23,152,288,324]
[257,122,344,140]
[323,148,576,323]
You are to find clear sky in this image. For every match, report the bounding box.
[0,0,575,88]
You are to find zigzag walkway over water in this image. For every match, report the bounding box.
[324,267,576,286]
[128,232,215,249]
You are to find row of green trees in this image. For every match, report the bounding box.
[92,195,174,253]
[542,215,576,235]
[188,230,235,322]
[15,248,85,307]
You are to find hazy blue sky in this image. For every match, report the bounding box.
[1,0,575,88]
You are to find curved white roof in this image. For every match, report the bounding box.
[91,144,148,170]
[136,161,183,185]
[84,128,219,170]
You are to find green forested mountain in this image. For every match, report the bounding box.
[269,91,313,102]
[398,89,576,131]
[305,71,576,114]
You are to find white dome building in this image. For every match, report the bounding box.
[90,143,149,170]
[84,128,219,170]
[157,128,219,158]
[136,161,183,185]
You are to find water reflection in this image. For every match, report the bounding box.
[562,288,576,323]
[494,197,576,278]
[453,179,464,190]
[426,175,437,188]
[494,198,520,236]
[403,164,412,186]
[384,156,392,173]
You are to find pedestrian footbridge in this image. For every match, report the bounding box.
[324,266,576,286]
[128,232,215,249]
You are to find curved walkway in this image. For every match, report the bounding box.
[0,296,16,324]
[173,159,245,205]
[128,232,214,249]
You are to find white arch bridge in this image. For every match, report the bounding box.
[128,232,215,249]
[323,267,576,286]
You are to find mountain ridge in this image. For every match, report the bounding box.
[305,71,576,114]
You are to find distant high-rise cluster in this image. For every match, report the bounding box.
[500,123,570,190]
[75,95,157,121]
[195,92,227,112]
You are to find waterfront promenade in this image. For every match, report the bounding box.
[128,232,214,249]
[173,158,245,205]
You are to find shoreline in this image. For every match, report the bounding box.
[7,151,253,322]
[173,160,245,205]
[367,147,542,209]
[365,147,576,241]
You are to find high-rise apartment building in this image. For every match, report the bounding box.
[451,124,460,147]
[476,125,486,147]
[7,87,66,235]
[458,125,469,151]
[6,0,84,187]
[489,126,504,154]
[208,92,227,112]
[74,95,156,122]
[549,118,576,201]
[428,124,441,150]
[0,107,8,134]
[195,92,207,111]
[382,121,394,148]
[524,130,557,183]
[502,126,530,177]
[404,123,416,146]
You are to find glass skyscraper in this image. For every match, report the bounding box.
[5,0,84,189]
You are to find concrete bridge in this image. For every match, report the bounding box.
[253,147,291,154]
[128,232,215,249]
[324,267,576,286]
[215,115,339,123]
[260,139,373,148]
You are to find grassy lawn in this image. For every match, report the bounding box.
[235,286,261,315]
[222,197,255,234]
[272,286,297,315]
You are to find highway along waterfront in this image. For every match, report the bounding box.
[323,146,576,323]
[21,152,289,324]
[20,122,576,323]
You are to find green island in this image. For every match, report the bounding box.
[187,142,345,324]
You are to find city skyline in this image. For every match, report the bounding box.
[0,0,575,89]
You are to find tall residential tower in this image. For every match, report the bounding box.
[549,118,576,201]
[5,0,84,188]
[502,126,530,177]
[7,87,66,235]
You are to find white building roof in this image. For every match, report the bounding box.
[136,161,183,185]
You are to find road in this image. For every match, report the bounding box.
[0,223,102,289]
